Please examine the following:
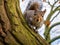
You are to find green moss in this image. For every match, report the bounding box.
[0,0,2,5]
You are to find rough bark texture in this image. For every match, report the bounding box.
[0,0,49,45]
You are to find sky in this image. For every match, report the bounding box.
[20,0,60,45]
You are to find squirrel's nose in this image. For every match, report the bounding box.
[36,18,41,22]
[36,19,39,22]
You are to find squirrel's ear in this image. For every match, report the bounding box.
[42,9,46,16]
[43,9,46,14]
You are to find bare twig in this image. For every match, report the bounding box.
[48,0,52,7]
[51,0,59,10]
[53,0,59,6]
[46,0,59,10]
[50,11,60,22]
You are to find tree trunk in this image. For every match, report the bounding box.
[0,0,49,45]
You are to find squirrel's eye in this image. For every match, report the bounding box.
[42,15,43,17]
[34,13,36,15]
[36,19,39,22]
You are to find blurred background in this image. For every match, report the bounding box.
[20,0,60,45]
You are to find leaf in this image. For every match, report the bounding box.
[44,21,50,26]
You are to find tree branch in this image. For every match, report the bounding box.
[44,0,60,44]
[48,0,52,7]
[54,5,60,11]
[50,11,60,22]
[46,5,60,21]
[53,0,59,7]
[49,36,60,44]
[48,22,60,34]
[44,22,60,41]
[47,0,59,10]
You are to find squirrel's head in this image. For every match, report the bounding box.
[32,10,46,27]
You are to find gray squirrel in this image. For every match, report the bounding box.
[24,1,46,31]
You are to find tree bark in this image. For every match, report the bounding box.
[0,0,49,45]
